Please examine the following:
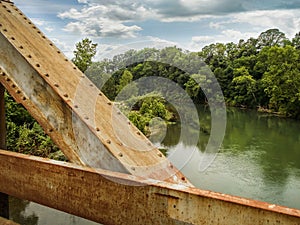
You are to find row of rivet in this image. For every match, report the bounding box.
[0,70,26,101]
[1,5,172,172]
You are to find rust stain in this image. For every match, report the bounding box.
[0,150,299,225]
[0,0,192,186]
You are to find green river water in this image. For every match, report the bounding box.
[9,107,300,224]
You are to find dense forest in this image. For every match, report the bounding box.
[4,28,300,158]
[86,28,300,118]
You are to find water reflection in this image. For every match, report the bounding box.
[9,107,300,223]
[9,197,38,225]
[9,197,100,225]
[162,107,300,209]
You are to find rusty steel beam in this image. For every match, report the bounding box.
[0,84,9,219]
[0,1,191,185]
[0,84,5,149]
[0,150,300,225]
[0,217,20,225]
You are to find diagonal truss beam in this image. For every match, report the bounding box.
[0,1,191,185]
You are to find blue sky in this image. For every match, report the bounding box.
[13,0,300,60]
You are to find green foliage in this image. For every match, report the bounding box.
[257,29,287,49]
[126,96,173,135]
[85,28,300,119]
[128,111,150,134]
[5,92,65,160]
[261,46,300,117]
[72,38,97,72]
[4,28,300,163]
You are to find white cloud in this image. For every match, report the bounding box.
[189,8,300,51]
[31,18,45,26]
[51,38,74,59]
[59,3,150,38]
[231,9,300,38]
[31,18,54,33]
[190,30,258,50]
[96,36,179,60]
[45,27,54,32]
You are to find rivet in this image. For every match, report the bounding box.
[54,84,59,87]
[128,121,131,125]
[3,29,7,32]
[63,94,68,98]
[90,84,93,87]
[117,111,121,115]
[7,10,11,13]
[106,140,111,144]
[37,31,41,34]
[81,75,85,78]
[74,105,79,108]
[23,17,27,20]
[73,67,77,70]
[147,142,152,146]
[118,142,123,146]
[19,46,23,49]
[137,131,141,135]
[50,43,53,46]
[3,5,6,8]
[131,167,136,171]
[6,77,10,81]
[158,153,163,157]
[42,35,46,39]
[11,84,16,88]
[169,163,174,169]
[11,37,15,40]
[49,129,53,132]
[45,73,49,77]
[28,21,32,24]
[98,93,102,96]
[107,102,112,106]
[118,152,123,157]
[36,64,40,67]
[22,97,26,101]
[57,51,60,54]
[1,72,5,76]
[181,177,186,181]
[16,90,21,94]
[32,26,36,29]
[96,127,100,132]
[0,24,2,27]
[85,116,89,120]
[27,55,32,58]
[65,58,68,61]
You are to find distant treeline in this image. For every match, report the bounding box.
[4,28,300,158]
[86,28,300,118]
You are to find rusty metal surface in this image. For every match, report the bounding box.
[0,217,20,225]
[0,84,9,219]
[0,150,299,225]
[0,84,5,149]
[0,1,191,185]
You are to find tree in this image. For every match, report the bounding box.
[116,69,138,99]
[231,67,257,106]
[72,38,97,72]
[292,32,300,50]
[257,29,287,50]
[261,45,300,117]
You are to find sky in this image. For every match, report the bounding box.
[13,0,300,60]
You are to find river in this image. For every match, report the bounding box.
[9,107,300,224]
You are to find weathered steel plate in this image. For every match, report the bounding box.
[0,150,299,225]
[0,0,191,185]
